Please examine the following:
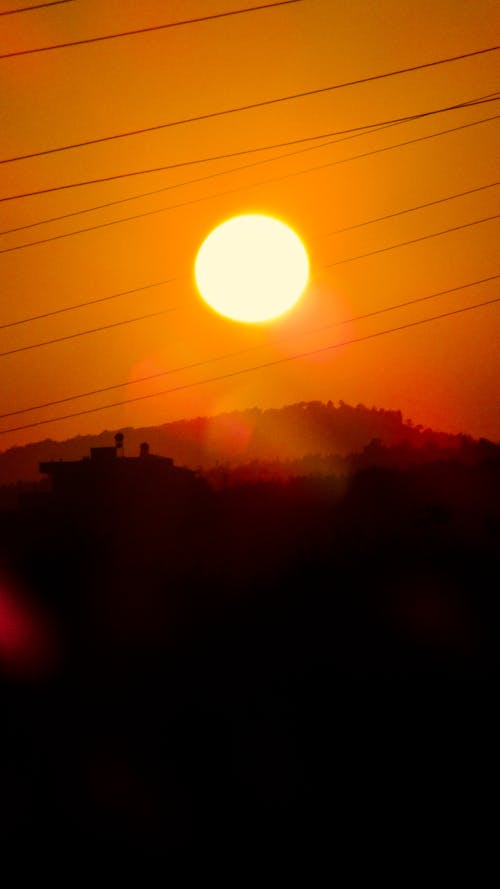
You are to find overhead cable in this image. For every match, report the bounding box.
[1,296,498,436]
[0,113,497,257]
[2,274,497,420]
[2,93,497,203]
[1,45,498,165]
[0,1,303,57]
[321,182,499,237]
[1,180,498,332]
[0,0,73,15]
[0,306,179,358]
[1,215,498,357]
[0,279,176,330]
[326,214,500,267]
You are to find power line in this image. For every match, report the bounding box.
[2,295,498,436]
[0,117,402,205]
[1,345,261,419]
[0,0,302,58]
[321,182,499,237]
[0,279,176,330]
[1,45,498,166]
[0,128,392,236]
[2,274,497,420]
[1,112,497,258]
[0,0,73,15]
[3,102,497,245]
[327,214,500,267]
[1,210,497,358]
[305,275,500,336]
[0,306,179,358]
[3,93,497,204]
[0,181,497,334]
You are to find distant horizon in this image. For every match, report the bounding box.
[4,394,500,458]
[3,395,500,457]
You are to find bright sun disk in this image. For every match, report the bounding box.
[194,214,309,323]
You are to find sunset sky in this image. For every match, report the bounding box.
[1,0,499,451]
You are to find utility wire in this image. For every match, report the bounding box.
[0,112,497,257]
[0,279,176,330]
[2,274,497,420]
[3,99,497,242]
[0,0,302,57]
[321,182,499,237]
[0,0,73,15]
[0,306,179,358]
[1,296,498,436]
[327,214,500,267]
[0,117,404,204]
[0,128,395,236]
[1,45,498,165]
[1,180,497,332]
[2,93,497,204]
[1,213,498,357]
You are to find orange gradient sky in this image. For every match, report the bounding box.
[1,0,499,451]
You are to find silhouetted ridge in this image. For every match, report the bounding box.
[0,408,498,862]
[0,400,496,487]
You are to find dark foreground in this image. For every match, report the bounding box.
[1,457,499,869]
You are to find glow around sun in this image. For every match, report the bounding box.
[194,214,310,323]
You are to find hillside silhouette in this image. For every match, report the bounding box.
[0,405,498,865]
[0,399,491,489]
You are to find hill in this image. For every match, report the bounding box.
[1,401,498,860]
[0,399,491,486]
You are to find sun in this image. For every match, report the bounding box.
[194,213,310,323]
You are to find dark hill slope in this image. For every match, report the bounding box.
[0,400,481,485]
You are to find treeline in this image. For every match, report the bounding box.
[1,453,499,861]
[203,435,500,488]
[0,399,494,486]
[2,457,498,680]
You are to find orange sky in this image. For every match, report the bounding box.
[1,0,499,451]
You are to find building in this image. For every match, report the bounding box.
[39,434,208,516]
